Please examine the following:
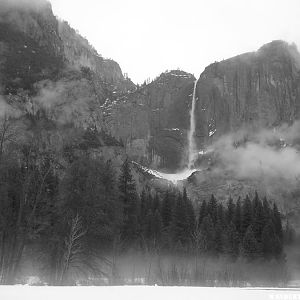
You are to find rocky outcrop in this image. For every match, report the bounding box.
[58,21,135,92]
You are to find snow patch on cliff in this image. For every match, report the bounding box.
[209,129,216,137]
[132,162,197,183]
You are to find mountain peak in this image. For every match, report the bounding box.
[257,40,300,69]
[153,69,195,84]
[258,40,295,52]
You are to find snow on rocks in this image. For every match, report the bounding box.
[209,129,216,137]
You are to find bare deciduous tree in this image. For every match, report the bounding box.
[58,214,87,284]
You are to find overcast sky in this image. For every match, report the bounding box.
[50,0,300,84]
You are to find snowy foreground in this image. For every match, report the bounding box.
[0,286,299,300]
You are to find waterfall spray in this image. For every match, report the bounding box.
[187,78,199,169]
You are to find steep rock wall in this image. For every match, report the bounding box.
[194,41,300,149]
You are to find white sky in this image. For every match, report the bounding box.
[50,0,300,84]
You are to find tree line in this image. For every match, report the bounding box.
[119,160,293,262]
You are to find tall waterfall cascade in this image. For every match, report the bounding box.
[133,78,201,184]
[187,78,199,169]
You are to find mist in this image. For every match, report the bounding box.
[0,0,49,11]
[33,80,67,110]
[0,96,21,118]
[209,122,300,184]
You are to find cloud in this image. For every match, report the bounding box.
[33,80,66,109]
[0,0,49,11]
[0,0,52,29]
[209,122,300,183]
[32,78,94,126]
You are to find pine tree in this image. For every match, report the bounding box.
[139,189,148,239]
[161,191,173,229]
[118,159,138,244]
[217,203,225,227]
[272,203,283,242]
[261,221,277,260]
[215,203,226,255]
[182,187,188,203]
[146,193,153,213]
[145,207,163,250]
[241,195,252,236]
[152,193,160,213]
[225,221,239,260]
[153,209,163,247]
[262,196,271,225]
[242,225,260,261]
[199,214,216,254]
[207,194,218,224]
[183,189,196,237]
[171,193,189,247]
[140,190,147,221]
[252,191,260,216]
[198,200,207,229]
[187,200,196,235]
[284,219,295,245]
[234,197,242,238]
[273,235,284,260]
[252,197,264,242]
[145,209,154,241]
[226,197,235,225]
[214,221,223,255]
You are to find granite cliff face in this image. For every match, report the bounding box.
[0,0,134,95]
[0,0,64,93]
[193,40,300,150]
[57,20,135,92]
[102,70,195,171]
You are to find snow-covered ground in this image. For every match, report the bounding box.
[0,286,299,300]
[132,162,198,183]
[155,168,198,183]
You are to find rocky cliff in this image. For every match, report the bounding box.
[57,20,135,92]
[193,40,300,150]
[103,70,195,171]
[0,0,64,93]
[0,0,134,95]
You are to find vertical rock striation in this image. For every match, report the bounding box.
[194,40,300,148]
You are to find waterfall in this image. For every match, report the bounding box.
[187,78,199,169]
[131,78,200,184]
